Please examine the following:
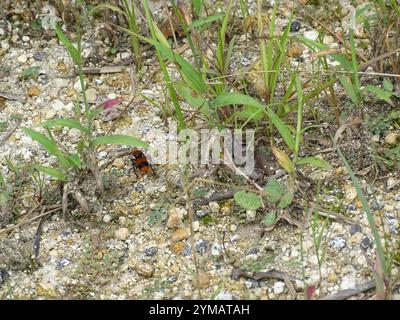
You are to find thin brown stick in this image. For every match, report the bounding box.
[320,280,376,300]
[33,209,46,259]
[0,91,25,102]
[359,49,400,71]
[0,205,62,236]
[100,149,133,171]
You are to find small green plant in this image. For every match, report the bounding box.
[257,0,292,105]
[310,210,329,282]
[20,23,148,220]
[233,178,294,225]
[148,201,168,225]
[365,79,399,105]
[19,66,40,81]
[91,0,142,68]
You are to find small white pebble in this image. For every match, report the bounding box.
[103,214,112,223]
[107,92,117,100]
[273,281,285,295]
[115,227,130,241]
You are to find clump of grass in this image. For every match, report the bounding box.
[19,21,148,221]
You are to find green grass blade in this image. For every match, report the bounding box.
[211,92,295,150]
[339,76,360,105]
[192,0,203,17]
[296,156,331,169]
[190,14,224,29]
[92,134,149,148]
[349,29,360,101]
[21,127,59,155]
[335,146,387,277]
[35,164,67,182]
[40,118,89,134]
[293,75,303,162]
[143,0,185,130]
[90,4,127,17]
[21,127,71,168]
[297,36,353,71]
[54,24,80,65]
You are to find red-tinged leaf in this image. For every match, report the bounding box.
[306,285,316,300]
[102,98,123,109]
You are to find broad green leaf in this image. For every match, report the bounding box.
[40,118,89,134]
[35,164,67,181]
[175,82,210,116]
[266,107,295,151]
[211,92,295,150]
[235,105,264,121]
[383,79,393,92]
[67,153,83,168]
[54,24,80,65]
[263,211,277,226]
[21,127,58,155]
[234,191,262,210]
[92,134,149,148]
[349,29,360,94]
[156,43,206,93]
[296,156,331,169]
[278,192,293,208]
[365,85,392,103]
[331,54,353,72]
[264,179,285,204]
[211,91,264,109]
[190,14,224,29]
[340,76,360,105]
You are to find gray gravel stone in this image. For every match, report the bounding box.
[196,240,209,255]
[360,236,373,250]
[33,52,45,61]
[195,210,207,218]
[183,244,192,256]
[211,243,222,256]
[371,199,385,210]
[350,224,362,235]
[330,237,346,250]
[289,20,301,32]
[56,258,71,269]
[144,247,158,257]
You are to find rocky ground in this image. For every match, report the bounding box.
[0,0,400,299]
